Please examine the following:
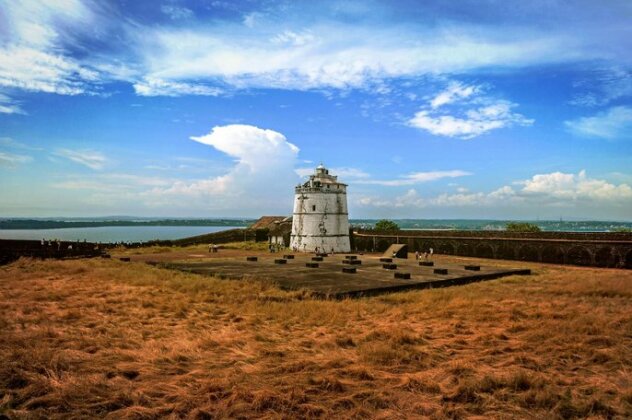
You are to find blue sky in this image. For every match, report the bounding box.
[0,0,631,220]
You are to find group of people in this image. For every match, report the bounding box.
[268,243,283,253]
[208,243,219,253]
[415,248,434,261]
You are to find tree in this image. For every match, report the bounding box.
[506,222,541,233]
[374,219,400,232]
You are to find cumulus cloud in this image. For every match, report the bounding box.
[565,106,632,140]
[144,125,300,213]
[55,149,107,170]
[520,170,632,201]
[356,170,632,212]
[409,83,533,139]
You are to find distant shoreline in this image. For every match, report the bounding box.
[0,219,254,230]
[0,218,630,232]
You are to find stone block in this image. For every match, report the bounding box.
[283,255,295,259]
[383,263,397,270]
[394,272,411,279]
[342,267,356,273]
[246,256,258,262]
[434,268,448,275]
[464,265,480,271]
[380,257,392,263]
[312,256,323,261]
[274,259,287,264]
[306,262,319,268]
[419,261,434,266]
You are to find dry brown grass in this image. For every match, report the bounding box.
[1,254,631,418]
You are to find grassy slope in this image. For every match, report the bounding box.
[1,255,631,418]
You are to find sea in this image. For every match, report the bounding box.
[1,219,630,243]
[0,226,240,243]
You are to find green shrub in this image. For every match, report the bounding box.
[506,222,541,233]
[374,219,400,232]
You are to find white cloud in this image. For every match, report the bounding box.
[55,149,107,170]
[0,93,26,114]
[0,1,101,99]
[129,23,586,95]
[570,68,632,107]
[430,82,479,108]
[144,125,300,212]
[409,82,534,139]
[565,106,632,140]
[520,170,632,201]
[160,5,193,20]
[0,151,32,167]
[271,30,315,47]
[295,166,370,179]
[133,77,223,97]
[357,170,632,211]
[358,170,472,186]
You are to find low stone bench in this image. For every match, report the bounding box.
[312,256,323,262]
[343,259,362,265]
[246,256,258,262]
[380,257,392,263]
[119,257,130,262]
[419,261,434,266]
[306,262,319,268]
[101,254,111,259]
[434,268,448,275]
[464,265,480,271]
[274,259,287,264]
[283,255,295,259]
[383,263,397,270]
[342,267,356,274]
[345,255,358,260]
[316,253,328,257]
[394,272,411,279]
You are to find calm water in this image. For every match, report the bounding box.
[0,226,239,243]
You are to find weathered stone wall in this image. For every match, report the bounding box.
[352,230,632,268]
[290,189,350,252]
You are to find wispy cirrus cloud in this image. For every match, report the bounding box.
[160,5,193,20]
[357,170,472,186]
[0,93,26,114]
[565,106,632,140]
[0,151,32,167]
[54,149,107,170]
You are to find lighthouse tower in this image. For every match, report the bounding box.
[290,164,351,253]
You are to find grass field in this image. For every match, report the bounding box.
[1,252,631,418]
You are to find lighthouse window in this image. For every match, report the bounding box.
[312,205,316,211]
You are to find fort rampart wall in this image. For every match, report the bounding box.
[351,230,632,269]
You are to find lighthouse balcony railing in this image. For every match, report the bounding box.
[295,187,346,194]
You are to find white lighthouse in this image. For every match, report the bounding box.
[290,164,351,253]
